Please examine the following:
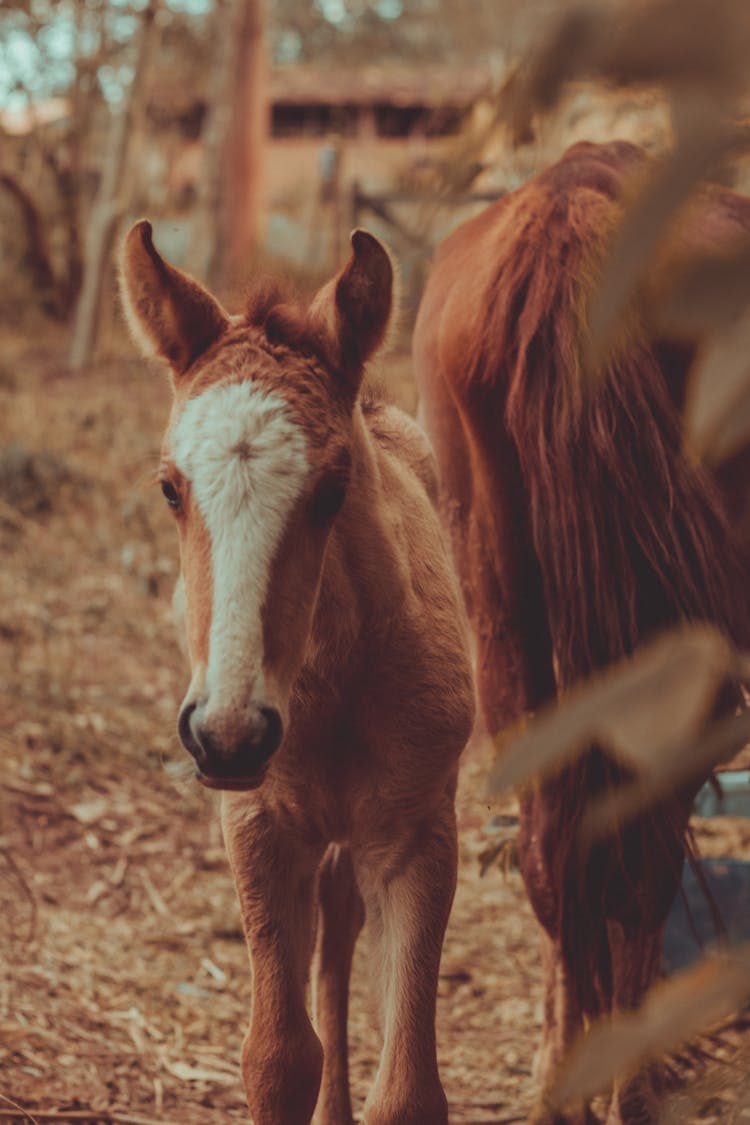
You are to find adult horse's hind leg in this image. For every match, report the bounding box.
[222,795,325,1125]
[356,799,458,1125]
[534,935,583,1085]
[530,937,600,1125]
[604,922,663,1125]
[312,844,365,1125]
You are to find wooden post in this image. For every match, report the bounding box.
[326,143,342,270]
[350,179,362,232]
[221,0,267,286]
[68,0,160,370]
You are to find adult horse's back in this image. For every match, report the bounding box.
[414,140,750,1123]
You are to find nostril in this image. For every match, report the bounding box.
[258,706,283,758]
[178,702,204,763]
[180,703,282,778]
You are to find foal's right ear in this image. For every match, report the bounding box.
[308,229,394,395]
[119,220,230,378]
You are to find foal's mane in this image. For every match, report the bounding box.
[244,279,331,368]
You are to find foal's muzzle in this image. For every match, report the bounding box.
[178,701,283,790]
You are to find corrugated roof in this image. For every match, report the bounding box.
[268,63,495,107]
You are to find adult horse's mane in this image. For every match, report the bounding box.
[467,142,746,679]
[454,141,749,1015]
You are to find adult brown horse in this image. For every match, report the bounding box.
[120,223,474,1124]
[413,140,750,1123]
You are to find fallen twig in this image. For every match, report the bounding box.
[0,1110,183,1124]
[0,1093,40,1125]
[0,848,37,943]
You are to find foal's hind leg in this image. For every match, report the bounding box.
[356,801,458,1125]
[312,844,365,1125]
[222,795,325,1125]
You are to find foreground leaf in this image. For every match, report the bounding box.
[656,239,750,336]
[488,625,741,795]
[498,0,750,371]
[582,707,750,839]
[545,948,750,1112]
[684,315,750,464]
[502,0,750,146]
[586,102,734,367]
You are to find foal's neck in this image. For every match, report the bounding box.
[311,407,406,669]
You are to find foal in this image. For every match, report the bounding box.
[120,221,474,1125]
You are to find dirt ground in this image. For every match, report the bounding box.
[1,323,749,1124]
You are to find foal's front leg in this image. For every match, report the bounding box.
[357,801,458,1125]
[222,795,325,1125]
[312,844,365,1125]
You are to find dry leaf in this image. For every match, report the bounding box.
[582,707,750,839]
[702,391,750,464]
[596,0,748,93]
[656,242,750,335]
[162,1058,237,1085]
[85,878,109,905]
[497,0,750,368]
[68,797,109,825]
[546,947,750,1112]
[139,869,169,916]
[586,101,735,367]
[502,7,607,144]
[685,316,750,463]
[0,1022,52,1047]
[200,956,227,985]
[502,0,750,146]
[488,625,739,795]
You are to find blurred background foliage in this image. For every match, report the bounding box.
[0,0,640,364]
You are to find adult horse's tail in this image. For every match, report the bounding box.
[468,142,748,1015]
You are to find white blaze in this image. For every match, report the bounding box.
[172,381,310,712]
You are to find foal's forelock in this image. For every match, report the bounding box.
[171,380,310,712]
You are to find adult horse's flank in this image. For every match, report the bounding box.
[120,223,474,1125]
[414,140,750,1124]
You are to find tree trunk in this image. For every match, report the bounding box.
[0,172,59,315]
[44,149,84,319]
[184,0,236,285]
[68,0,161,370]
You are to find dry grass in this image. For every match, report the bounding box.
[6,20,750,1099]
[1,322,748,1123]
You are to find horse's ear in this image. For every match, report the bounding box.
[310,229,394,393]
[119,220,230,378]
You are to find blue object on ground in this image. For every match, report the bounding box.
[694,770,750,818]
[663,856,750,974]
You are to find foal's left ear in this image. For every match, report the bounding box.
[119,220,230,378]
[310,229,394,393]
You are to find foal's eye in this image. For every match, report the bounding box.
[161,480,181,511]
[311,478,347,526]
